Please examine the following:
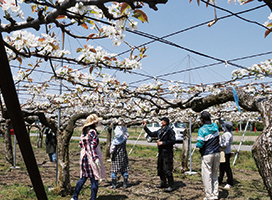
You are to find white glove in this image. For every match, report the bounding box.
[95,159,101,168]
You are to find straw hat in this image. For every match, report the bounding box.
[83,114,103,128]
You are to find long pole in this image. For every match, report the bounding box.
[11,64,21,169]
[111,123,114,141]
[129,128,144,155]
[188,55,192,172]
[233,120,249,165]
[189,117,192,172]
[185,55,197,175]
[0,32,47,199]
[188,55,193,172]
[56,31,65,185]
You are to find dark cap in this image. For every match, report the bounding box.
[221,121,233,132]
[159,116,170,125]
[200,111,211,124]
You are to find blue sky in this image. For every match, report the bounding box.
[112,0,272,87]
[3,0,272,98]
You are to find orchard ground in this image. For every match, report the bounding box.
[0,132,270,200]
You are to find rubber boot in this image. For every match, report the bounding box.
[123,178,128,188]
[164,175,174,192]
[111,178,117,189]
[156,175,167,188]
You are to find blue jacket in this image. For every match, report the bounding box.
[196,123,220,157]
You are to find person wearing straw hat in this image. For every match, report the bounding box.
[71,114,106,200]
[196,111,220,200]
[143,117,176,192]
[110,119,130,189]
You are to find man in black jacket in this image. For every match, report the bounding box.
[143,117,176,192]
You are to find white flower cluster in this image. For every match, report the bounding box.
[69,2,103,19]
[55,67,130,98]
[5,30,70,59]
[13,69,27,82]
[77,44,141,70]
[1,0,24,19]
[167,81,184,98]
[232,59,272,80]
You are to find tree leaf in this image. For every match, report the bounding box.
[76,48,82,53]
[133,9,148,23]
[103,56,111,61]
[81,23,88,29]
[120,3,130,15]
[16,57,22,64]
[49,42,59,50]
[86,19,94,25]
[38,37,45,42]
[265,29,272,38]
[56,15,66,20]
[89,66,94,74]
[267,22,272,28]
[31,5,36,13]
[207,18,218,27]
[87,33,95,41]
[206,0,210,7]
[241,0,254,5]
[89,48,96,53]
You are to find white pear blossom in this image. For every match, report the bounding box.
[128,19,138,31]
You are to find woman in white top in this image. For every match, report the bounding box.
[219,121,234,189]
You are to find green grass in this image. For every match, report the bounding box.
[232,141,254,145]
[126,144,158,157]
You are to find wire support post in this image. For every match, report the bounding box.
[233,120,249,166]
[185,117,197,175]
[129,128,144,155]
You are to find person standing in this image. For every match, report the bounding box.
[110,122,130,189]
[143,117,176,192]
[196,111,220,200]
[71,114,106,200]
[44,127,57,163]
[219,121,234,189]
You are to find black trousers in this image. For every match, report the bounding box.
[157,151,174,186]
[219,153,233,185]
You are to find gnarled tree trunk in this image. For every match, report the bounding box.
[105,125,112,160]
[53,112,90,195]
[54,131,72,196]
[4,120,13,166]
[251,101,272,198]
[252,130,272,198]
[180,128,189,172]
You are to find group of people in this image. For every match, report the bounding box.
[71,112,234,200]
[71,114,130,200]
